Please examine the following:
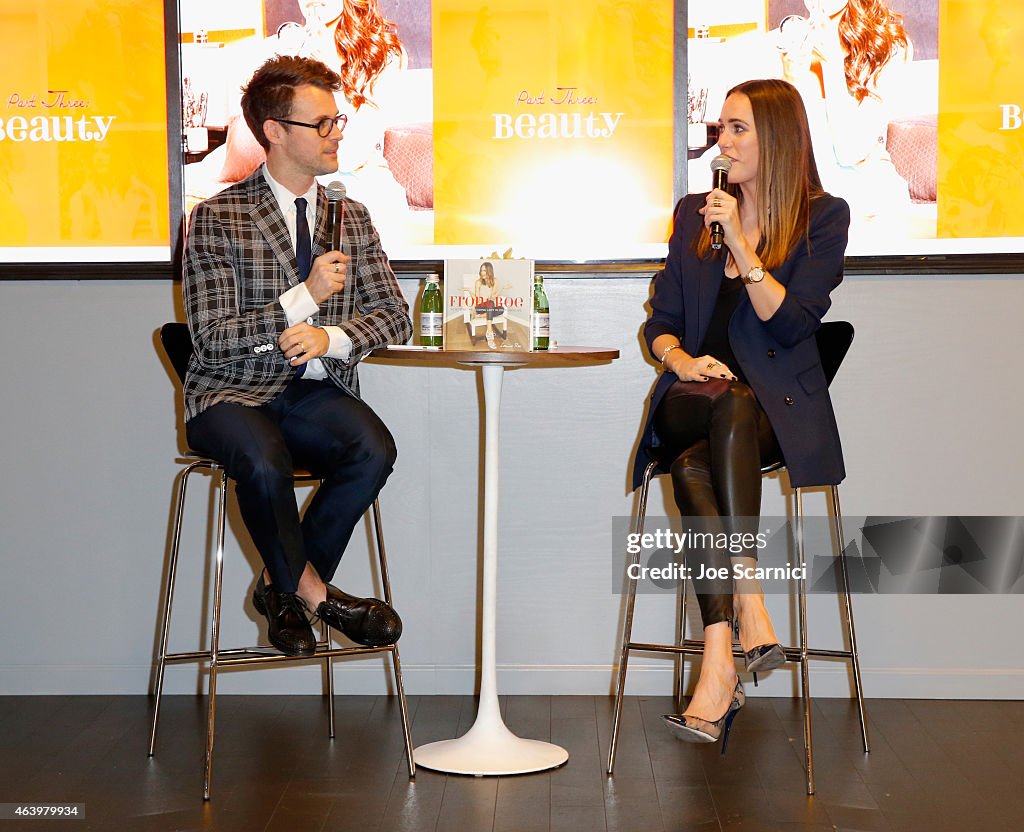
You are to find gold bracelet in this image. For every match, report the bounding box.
[660,343,681,364]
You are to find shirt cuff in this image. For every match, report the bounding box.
[279,283,319,326]
[323,325,352,360]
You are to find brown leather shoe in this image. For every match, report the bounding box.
[252,578,316,657]
[316,585,402,646]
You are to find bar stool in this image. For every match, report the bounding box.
[149,323,415,799]
[606,321,868,794]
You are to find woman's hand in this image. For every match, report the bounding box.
[781,44,814,85]
[807,13,844,67]
[668,352,738,383]
[700,188,745,258]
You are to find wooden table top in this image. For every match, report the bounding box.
[369,345,620,367]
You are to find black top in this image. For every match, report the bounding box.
[699,271,746,384]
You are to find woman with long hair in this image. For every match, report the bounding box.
[185,0,410,241]
[279,0,404,110]
[635,78,849,746]
[779,0,912,215]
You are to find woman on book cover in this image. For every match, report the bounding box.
[473,261,512,349]
[635,78,849,747]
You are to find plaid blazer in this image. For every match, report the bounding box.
[182,169,412,421]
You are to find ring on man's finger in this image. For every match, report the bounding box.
[333,263,341,273]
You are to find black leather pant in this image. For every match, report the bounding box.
[652,380,779,629]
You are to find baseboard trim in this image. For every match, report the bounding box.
[1,662,1022,698]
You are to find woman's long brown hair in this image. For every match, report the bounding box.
[332,0,403,109]
[839,0,909,103]
[694,79,824,271]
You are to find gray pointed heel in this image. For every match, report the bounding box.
[662,679,746,754]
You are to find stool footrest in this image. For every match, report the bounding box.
[625,640,854,663]
[160,643,396,666]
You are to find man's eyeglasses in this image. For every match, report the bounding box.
[273,113,348,137]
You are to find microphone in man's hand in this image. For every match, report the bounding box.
[326,181,347,251]
[709,154,732,251]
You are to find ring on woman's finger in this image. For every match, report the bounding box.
[333,263,341,273]
[712,199,722,207]
[298,342,305,352]
[707,361,718,369]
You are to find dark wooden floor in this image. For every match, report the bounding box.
[1,694,1022,831]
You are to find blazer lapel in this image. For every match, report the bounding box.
[312,186,328,259]
[248,175,302,287]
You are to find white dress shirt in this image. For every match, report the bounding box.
[262,165,352,379]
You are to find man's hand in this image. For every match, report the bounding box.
[305,251,350,304]
[279,322,330,367]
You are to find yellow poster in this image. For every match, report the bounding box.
[432,0,674,256]
[0,0,170,257]
[938,2,1024,238]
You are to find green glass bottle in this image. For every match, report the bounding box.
[531,274,550,350]
[420,275,443,348]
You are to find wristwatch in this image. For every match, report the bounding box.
[743,265,765,284]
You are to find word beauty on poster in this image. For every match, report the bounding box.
[492,111,624,140]
[0,115,116,143]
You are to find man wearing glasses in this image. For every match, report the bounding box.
[182,55,411,656]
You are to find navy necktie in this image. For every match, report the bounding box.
[294,197,311,377]
[295,197,312,280]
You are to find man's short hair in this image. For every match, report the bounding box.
[241,55,342,151]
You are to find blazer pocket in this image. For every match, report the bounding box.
[796,363,827,396]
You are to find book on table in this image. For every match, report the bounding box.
[442,258,534,351]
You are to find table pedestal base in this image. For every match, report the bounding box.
[415,719,568,776]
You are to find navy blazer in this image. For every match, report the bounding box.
[633,192,850,490]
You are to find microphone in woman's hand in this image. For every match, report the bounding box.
[326,181,347,251]
[710,155,732,250]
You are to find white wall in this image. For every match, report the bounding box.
[0,273,1021,698]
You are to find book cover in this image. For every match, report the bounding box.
[442,258,534,351]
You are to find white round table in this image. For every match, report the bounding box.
[371,345,619,775]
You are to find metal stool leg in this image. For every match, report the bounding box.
[389,644,415,778]
[149,462,199,756]
[322,618,336,739]
[831,486,870,753]
[672,567,684,709]
[673,548,691,711]
[795,488,814,795]
[203,472,228,801]
[371,500,415,778]
[607,461,656,774]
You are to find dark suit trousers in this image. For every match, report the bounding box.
[186,380,397,593]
